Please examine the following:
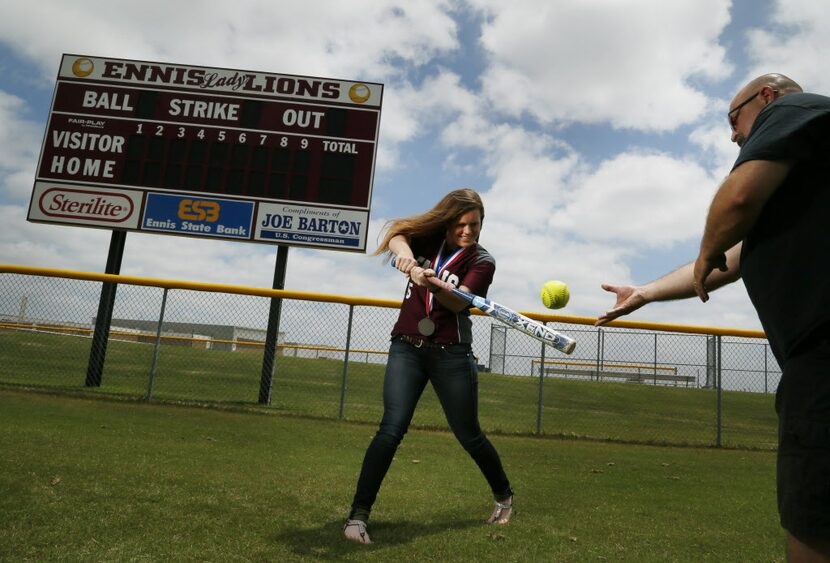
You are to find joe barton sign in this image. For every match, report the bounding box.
[27,54,383,251]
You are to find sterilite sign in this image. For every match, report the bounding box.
[27,54,383,251]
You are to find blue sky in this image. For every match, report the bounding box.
[1,0,829,330]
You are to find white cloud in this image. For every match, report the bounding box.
[374,69,479,169]
[471,0,732,130]
[0,0,459,82]
[0,204,113,269]
[0,91,41,200]
[688,118,739,177]
[482,133,577,225]
[552,152,716,246]
[743,0,830,93]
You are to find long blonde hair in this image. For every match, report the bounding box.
[373,188,485,256]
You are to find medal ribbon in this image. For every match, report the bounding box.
[425,241,465,315]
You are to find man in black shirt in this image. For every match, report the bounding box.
[596,73,830,559]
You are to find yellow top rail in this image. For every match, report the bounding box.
[0,264,767,339]
[0,264,401,308]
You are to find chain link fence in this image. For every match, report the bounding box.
[0,266,780,449]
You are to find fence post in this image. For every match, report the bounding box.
[536,327,547,435]
[716,335,723,447]
[259,245,289,405]
[339,305,355,420]
[596,327,603,381]
[653,333,658,385]
[764,344,769,394]
[85,230,127,387]
[146,288,169,402]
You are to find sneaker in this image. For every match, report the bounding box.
[343,519,372,544]
[486,496,513,525]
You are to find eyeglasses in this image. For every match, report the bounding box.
[727,90,760,130]
[727,88,779,130]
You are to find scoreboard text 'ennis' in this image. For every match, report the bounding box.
[27,54,383,251]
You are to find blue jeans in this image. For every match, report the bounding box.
[350,338,512,519]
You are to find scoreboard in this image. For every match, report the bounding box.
[27,54,383,251]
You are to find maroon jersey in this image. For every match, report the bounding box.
[391,237,496,344]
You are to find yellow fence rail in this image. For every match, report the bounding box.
[0,264,766,338]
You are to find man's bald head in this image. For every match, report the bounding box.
[739,73,802,99]
[729,74,803,146]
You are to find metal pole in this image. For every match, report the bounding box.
[653,333,658,385]
[17,295,27,323]
[595,327,602,381]
[764,344,769,394]
[259,245,289,404]
[85,230,127,387]
[716,335,723,448]
[339,305,355,420]
[491,324,497,375]
[146,288,169,402]
[536,327,547,435]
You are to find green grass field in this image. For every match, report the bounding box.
[0,389,784,562]
[0,329,777,449]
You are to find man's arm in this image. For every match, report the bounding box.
[596,244,742,326]
[693,159,792,300]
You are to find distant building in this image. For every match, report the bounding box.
[108,318,284,352]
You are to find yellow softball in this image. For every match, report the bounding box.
[540,280,569,309]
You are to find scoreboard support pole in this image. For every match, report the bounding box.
[259,245,289,404]
[85,230,127,387]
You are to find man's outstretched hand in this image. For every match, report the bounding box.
[595,284,647,326]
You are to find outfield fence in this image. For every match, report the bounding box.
[0,264,779,449]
